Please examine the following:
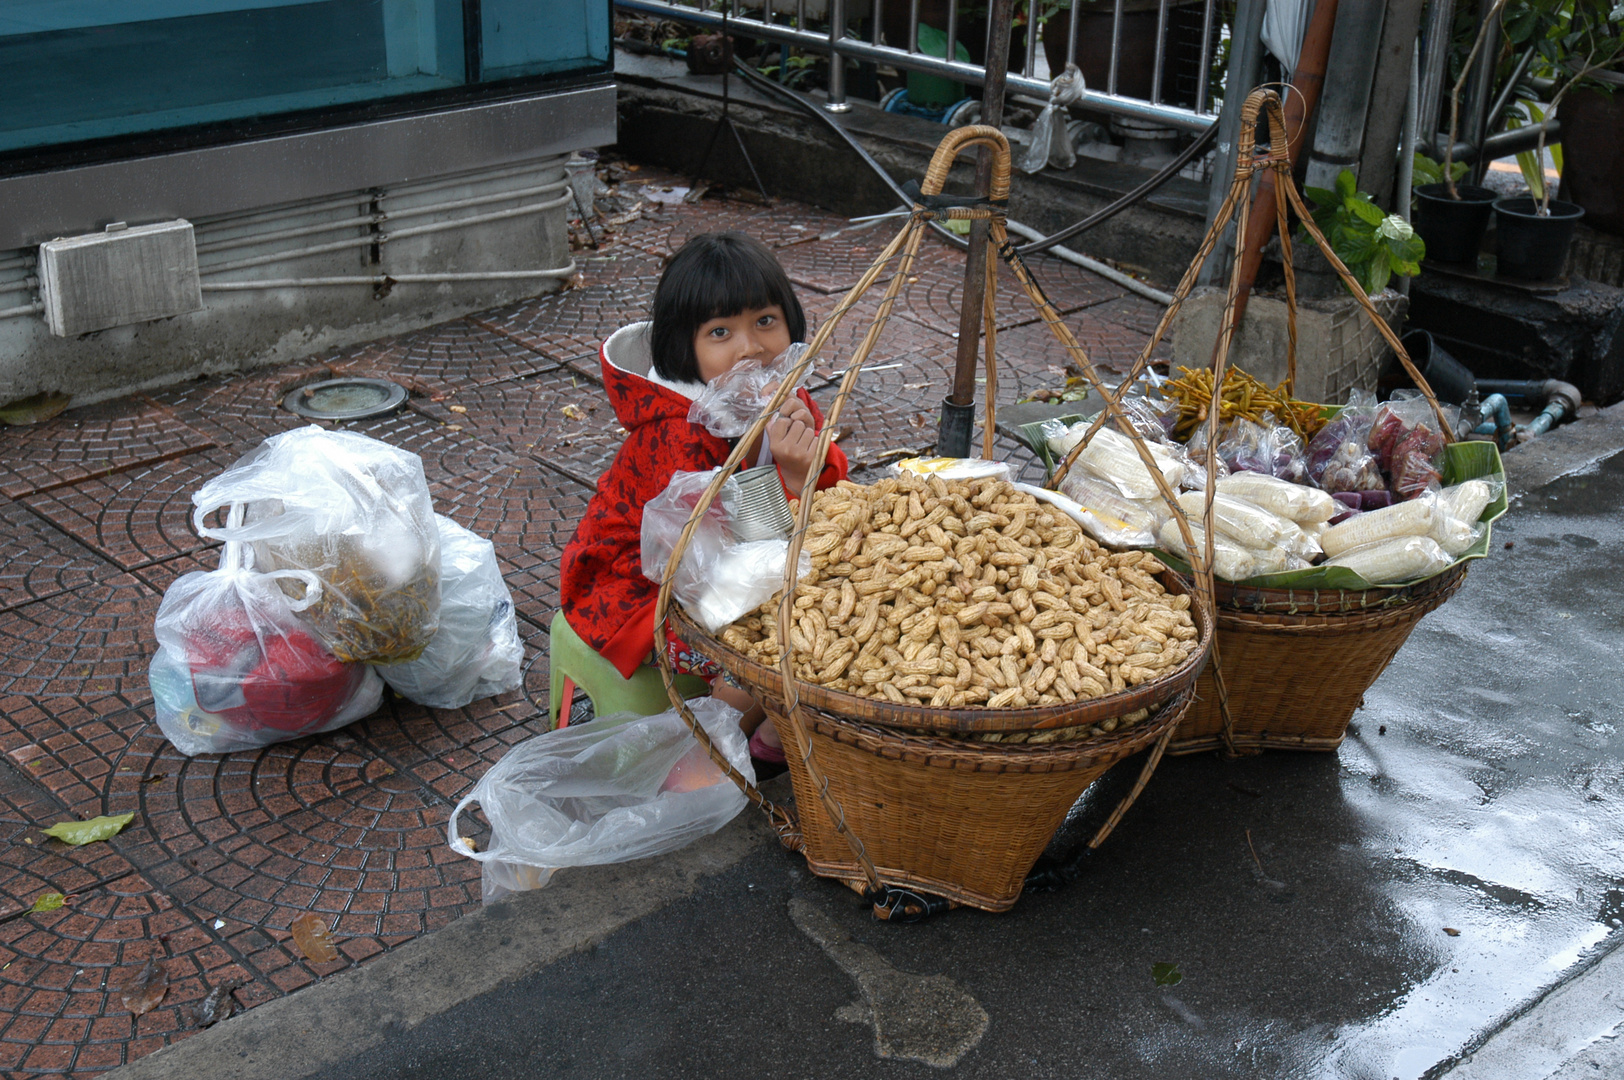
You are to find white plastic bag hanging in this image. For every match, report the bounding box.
[687,342,810,438]
[1019,64,1085,174]
[375,515,523,710]
[192,426,441,665]
[449,698,753,903]
[150,540,383,756]
[641,468,812,634]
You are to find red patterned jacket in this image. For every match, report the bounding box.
[559,322,849,678]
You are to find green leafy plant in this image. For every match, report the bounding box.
[1151,962,1184,987]
[1303,170,1426,296]
[1411,152,1470,188]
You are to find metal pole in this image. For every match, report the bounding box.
[1152,0,1171,106]
[1197,0,1266,286]
[938,0,1014,458]
[1462,0,1499,181]
[827,0,850,111]
[1398,41,1419,297]
[1416,0,1455,156]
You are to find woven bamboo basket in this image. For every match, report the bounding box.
[650,123,1222,917]
[1043,89,1483,758]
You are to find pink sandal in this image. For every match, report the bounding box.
[747,730,786,765]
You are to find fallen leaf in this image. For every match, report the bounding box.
[119,959,169,1016]
[290,913,339,963]
[44,812,134,846]
[1443,927,1461,936]
[142,774,169,784]
[445,424,462,432]
[448,405,467,414]
[191,981,241,1028]
[1151,962,1183,987]
[30,892,64,914]
[560,403,587,421]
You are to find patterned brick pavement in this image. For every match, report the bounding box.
[0,160,1166,1077]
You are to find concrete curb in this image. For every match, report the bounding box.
[103,784,785,1080]
[1502,401,1624,496]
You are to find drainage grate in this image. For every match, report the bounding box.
[282,378,408,421]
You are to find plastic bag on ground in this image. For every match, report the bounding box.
[449,698,753,903]
[687,342,811,438]
[375,515,523,710]
[641,469,812,634]
[151,543,382,756]
[192,426,441,664]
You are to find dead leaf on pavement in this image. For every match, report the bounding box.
[291,912,339,963]
[119,959,169,1016]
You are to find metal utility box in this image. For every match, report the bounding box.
[38,220,203,337]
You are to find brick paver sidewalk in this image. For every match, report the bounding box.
[0,162,1165,1077]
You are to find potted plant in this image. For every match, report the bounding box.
[1492,0,1623,279]
[1304,169,1427,296]
[1412,0,1510,264]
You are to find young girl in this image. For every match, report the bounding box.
[558,232,849,764]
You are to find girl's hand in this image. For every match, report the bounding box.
[769,397,819,493]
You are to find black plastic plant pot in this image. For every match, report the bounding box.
[1386,329,1477,405]
[1413,183,1498,264]
[1494,196,1586,281]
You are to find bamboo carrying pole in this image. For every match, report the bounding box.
[649,124,1219,907]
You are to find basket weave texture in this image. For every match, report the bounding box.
[769,685,1193,910]
[1169,563,1468,754]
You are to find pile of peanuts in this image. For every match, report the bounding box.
[715,475,1199,725]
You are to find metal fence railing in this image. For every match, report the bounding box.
[615,0,1224,133]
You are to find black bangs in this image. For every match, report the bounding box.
[649,232,807,383]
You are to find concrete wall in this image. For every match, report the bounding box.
[0,156,574,406]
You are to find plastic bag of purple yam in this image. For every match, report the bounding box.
[1214,417,1310,484]
[1308,391,1385,493]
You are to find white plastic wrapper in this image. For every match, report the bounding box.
[1046,421,1185,500]
[376,516,523,710]
[1157,518,1260,582]
[641,469,812,634]
[687,342,811,438]
[1176,491,1322,562]
[192,426,441,665]
[892,457,1015,482]
[449,698,752,903]
[150,543,383,756]
[1047,473,1164,549]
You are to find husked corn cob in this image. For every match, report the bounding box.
[1214,472,1338,524]
[1439,479,1494,524]
[1177,491,1305,550]
[1073,426,1185,501]
[1158,518,1258,582]
[1320,498,1435,557]
[1324,535,1452,585]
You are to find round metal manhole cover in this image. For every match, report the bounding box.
[282,378,408,421]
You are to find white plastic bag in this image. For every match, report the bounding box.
[1019,64,1085,174]
[192,426,441,664]
[641,469,812,634]
[150,542,383,756]
[687,342,811,438]
[449,698,753,903]
[892,457,1015,483]
[376,516,523,710]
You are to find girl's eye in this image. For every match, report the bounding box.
[757,315,776,328]
[707,327,729,338]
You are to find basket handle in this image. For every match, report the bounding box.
[918,124,1012,207]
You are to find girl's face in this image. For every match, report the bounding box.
[692,305,792,383]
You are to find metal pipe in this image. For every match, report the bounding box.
[1397,42,1419,298]
[1108,0,1125,96]
[1024,0,1039,79]
[0,301,42,320]
[1151,0,1171,106]
[827,0,850,111]
[908,0,919,53]
[200,191,572,274]
[1438,117,1560,162]
[1472,393,1515,444]
[200,265,578,290]
[0,255,37,273]
[947,0,959,67]
[1417,0,1455,156]
[1197,0,1267,285]
[1463,0,1500,183]
[1003,220,1174,303]
[1195,0,1217,114]
[1065,0,1078,69]
[1487,46,1537,137]
[871,0,881,45]
[619,0,1222,131]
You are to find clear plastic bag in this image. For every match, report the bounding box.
[192,426,441,665]
[1049,423,1185,501]
[1157,518,1259,582]
[1215,471,1338,524]
[1215,416,1310,483]
[892,457,1014,483]
[448,698,752,903]
[687,342,811,438]
[1368,394,1455,500]
[1307,390,1379,487]
[376,516,523,710]
[1324,535,1454,585]
[151,542,382,756]
[1176,491,1321,562]
[641,469,812,634]
[1041,475,1163,549]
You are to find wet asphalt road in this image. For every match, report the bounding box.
[308,454,1624,1080]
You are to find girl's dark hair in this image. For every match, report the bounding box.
[650,231,806,383]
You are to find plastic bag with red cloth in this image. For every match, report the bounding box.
[150,539,381,756]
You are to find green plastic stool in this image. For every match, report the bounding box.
[548,611,709,729]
